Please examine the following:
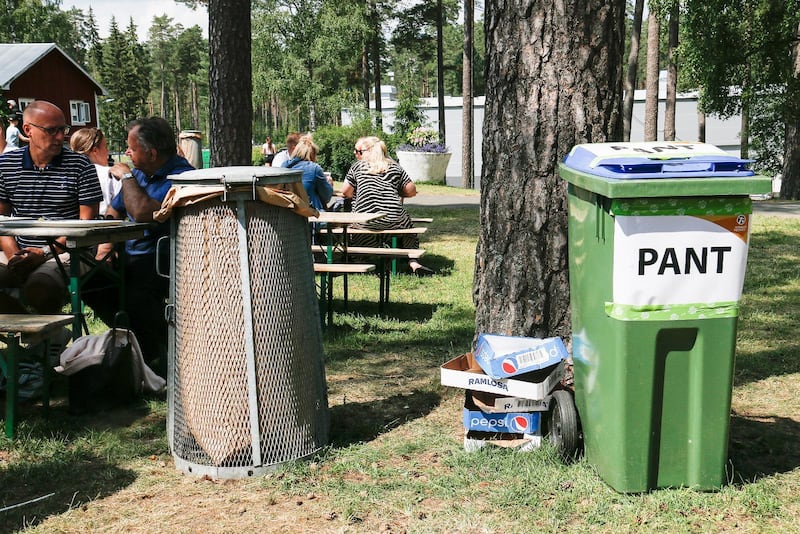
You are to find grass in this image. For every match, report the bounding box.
[0,199,799,532]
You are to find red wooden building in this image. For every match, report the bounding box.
[0,42,106,131]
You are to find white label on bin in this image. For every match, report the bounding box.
[572,142,730,167]
[611,214,750,315]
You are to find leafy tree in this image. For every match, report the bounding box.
[148,15,180,118]
[681,0,800,197]
[475,0,625,339]
[96,18,150,153]
[0,0,89,62]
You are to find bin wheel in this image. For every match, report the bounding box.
[547,389,582,462]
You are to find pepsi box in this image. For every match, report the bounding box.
[462,407,541,434]
[474,334,568,379]
[440,353,565,400]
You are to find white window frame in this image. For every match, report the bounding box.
[17,98,34,111]
[69,100,91,125]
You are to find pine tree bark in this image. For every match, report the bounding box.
[475,0,625,341]
[781,21,800,200]
[664,3,678,141]
[623,0,644,142]
[644,9,660,141]
[208,0,252,166]
[462,0,474,189]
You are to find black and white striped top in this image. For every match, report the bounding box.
[344,160,414,230]
[0,147,102,248]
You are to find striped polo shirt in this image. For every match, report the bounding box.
[0,146,102,249]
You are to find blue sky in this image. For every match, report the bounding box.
[63,0,208,41]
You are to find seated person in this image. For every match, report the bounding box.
[281,134,333,211]
[70,127,122,216]
[83,117,194,377]
[0,100,101,313]
[341,136,433,276]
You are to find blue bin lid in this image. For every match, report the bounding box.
[562,142,754,179]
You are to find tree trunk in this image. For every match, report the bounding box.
[644,8,660,141]
[462,0,474,190]
[191,79,200,130]
[436,0,446,143]
[371,0,382,129]
[623,0,644,141]
[780,21,800,200]
[740,98,749,159]
[209,0,252,166]
[664,2,678,141]
[362,45,371,110]
[475,0,625,341]
[697,107,706,142]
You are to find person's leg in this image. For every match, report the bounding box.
[21,257,69,314]
[123,254,169,377]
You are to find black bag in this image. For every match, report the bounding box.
[68,313,139,415]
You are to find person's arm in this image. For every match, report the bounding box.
[401,181,417,198]
[0,125,6,152]
[109,163,161,222]
[316,167,334,205]
[341,181,354,198]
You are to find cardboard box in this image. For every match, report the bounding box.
[469,390,550,413]
[441,353,564,400]
[474,334,568,379]
[464,430,543,452]
[462,408,541,434]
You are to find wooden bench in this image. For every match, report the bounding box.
[313,263,375,326]
[327,227,428,274]
[312,246,425,309]
[411,217,433,223]
[0,314,73,438]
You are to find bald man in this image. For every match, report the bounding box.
[0,100,101,313]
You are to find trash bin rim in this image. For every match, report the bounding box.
[169,165,302,185]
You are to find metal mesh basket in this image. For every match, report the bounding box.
[168,196,328,478]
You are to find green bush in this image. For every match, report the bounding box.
[252,146,265,166]
[314,114,389,180]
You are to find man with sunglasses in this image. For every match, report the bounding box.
[0,100,102,313]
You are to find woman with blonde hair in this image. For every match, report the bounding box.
[70,127,121,216]
[281,134,333,212]
[341,136,433,275]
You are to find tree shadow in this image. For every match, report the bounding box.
[734,344,800,385]
[328,389,441,446]
[728,412,800,483]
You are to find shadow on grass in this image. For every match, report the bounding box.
[729,412,800,482]
[734,344,800,385]
[0,454,136,532]
[328,389,441,447]
[0,400,153,532]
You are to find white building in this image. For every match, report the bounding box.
[345,79,742,188]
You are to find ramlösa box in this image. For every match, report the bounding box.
[474,334,568,379]
[469,389,550,413]
[440,353,564,400]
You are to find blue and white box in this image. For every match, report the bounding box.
[462,409,542,435]
[473,334,568,379]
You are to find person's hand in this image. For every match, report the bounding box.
[109,162,132,180]
[8,247,47,277]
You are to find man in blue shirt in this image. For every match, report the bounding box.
[85,117,193,376]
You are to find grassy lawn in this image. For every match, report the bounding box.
[0,201,798,533]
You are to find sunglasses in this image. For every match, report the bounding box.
[354,149,365,155]
[29,123,70,136]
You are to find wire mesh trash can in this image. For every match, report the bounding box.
[164,166,329,479]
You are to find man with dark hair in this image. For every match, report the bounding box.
[0,100,101,313]
[85,117,194,376]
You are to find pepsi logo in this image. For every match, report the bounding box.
[501,358,518,374]
[509,416,529,433]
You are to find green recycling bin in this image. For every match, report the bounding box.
[559,142,771,492]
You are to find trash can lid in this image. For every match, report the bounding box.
[169,165,301,185]
[562,142,754,179]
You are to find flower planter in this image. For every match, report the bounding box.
[396,150,452,183]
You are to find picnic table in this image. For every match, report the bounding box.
[0,218,152,339]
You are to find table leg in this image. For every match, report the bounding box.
[68,250,83,341]
[391,236,399,275]
[3,333,19,439]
